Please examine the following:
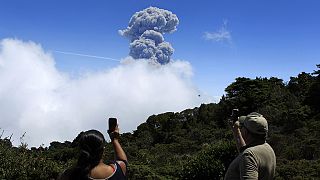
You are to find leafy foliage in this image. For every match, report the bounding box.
[180,141,237,180]
[0,139,69,179]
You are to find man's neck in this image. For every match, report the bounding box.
[240,139,265,152]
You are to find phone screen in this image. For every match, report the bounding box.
[108,118,117,132]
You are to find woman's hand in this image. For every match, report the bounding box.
[108,124,120,140]
[114,124,119,133]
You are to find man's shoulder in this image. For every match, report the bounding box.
[242,143,276,162]
[243,143,273,154]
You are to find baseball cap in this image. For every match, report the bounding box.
[238,112,268,135]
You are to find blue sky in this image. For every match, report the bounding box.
[1,0,319,97]
[1,1,320,146]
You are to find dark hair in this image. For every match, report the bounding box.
[60,130,105,180]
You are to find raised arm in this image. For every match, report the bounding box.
[108,125,128,174]
[110,126,127,161]
[229,120,246,152]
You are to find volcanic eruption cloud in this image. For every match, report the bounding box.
[119,7,179,64]
[0,7,213,147]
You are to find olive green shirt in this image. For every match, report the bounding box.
[224,143,276,180]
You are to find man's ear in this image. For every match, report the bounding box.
[242,127,249,140]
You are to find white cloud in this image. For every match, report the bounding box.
[0,38,213,147]
[204,20,232,43]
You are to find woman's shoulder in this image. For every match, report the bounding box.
[116,160,128,171]
[89,163,116,179]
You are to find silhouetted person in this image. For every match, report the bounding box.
[59,123,127,180]
[225,112,276,180]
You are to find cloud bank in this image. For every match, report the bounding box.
[204,20,232,43]
[0,38,212,147]
[119,7,179,65]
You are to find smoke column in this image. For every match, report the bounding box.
[119,7,179,65]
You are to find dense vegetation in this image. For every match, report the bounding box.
[1,65,319,179]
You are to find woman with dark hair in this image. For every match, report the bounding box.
[59,123,128,180]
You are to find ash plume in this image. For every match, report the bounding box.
[119,7,179,65]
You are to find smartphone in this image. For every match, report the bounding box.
[231,109,239,123]
[108,118,117,132]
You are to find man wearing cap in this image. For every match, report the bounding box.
[224,112,276,180]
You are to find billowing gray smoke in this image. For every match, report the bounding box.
[119,7,179,65]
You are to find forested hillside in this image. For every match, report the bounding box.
[1,65,319,179]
